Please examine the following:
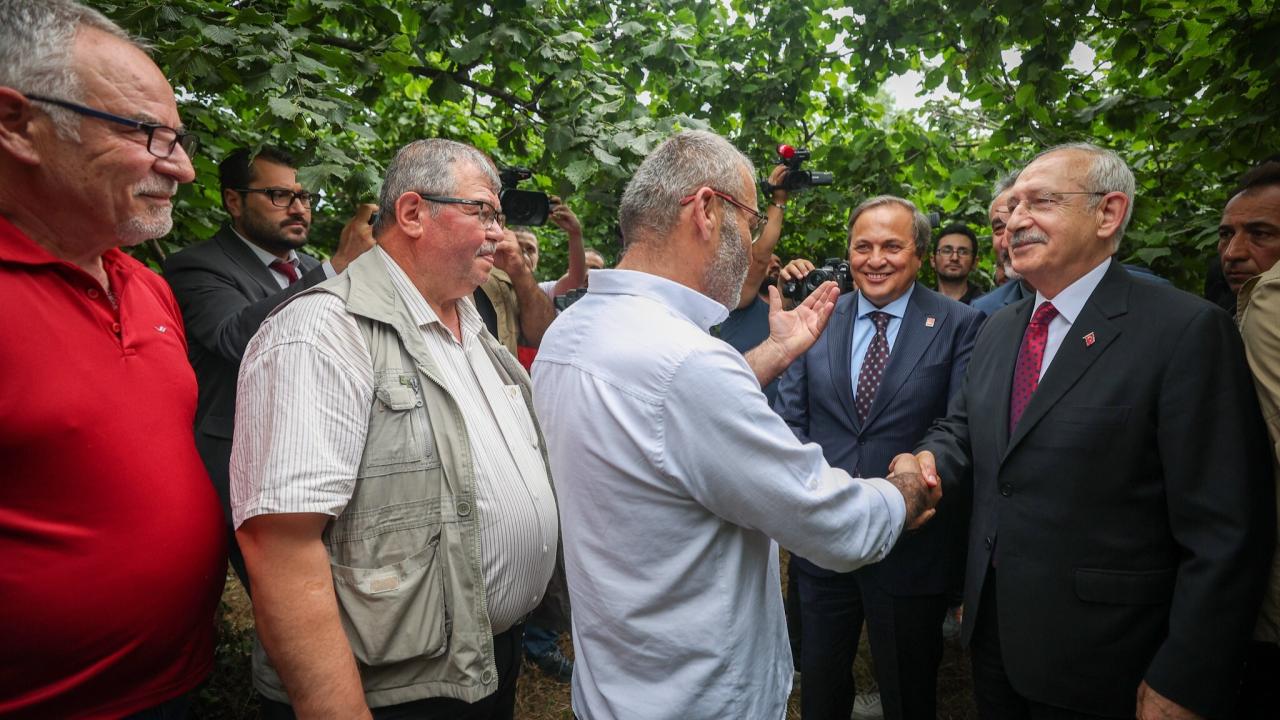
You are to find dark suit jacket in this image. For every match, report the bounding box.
[162,226,326,521]
[774,284,985,595]
[920,261,1274,718]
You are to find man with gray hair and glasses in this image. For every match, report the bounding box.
[532,129,941,719]
[0,1,226,717]
[916,143,1272,719]
[232,138,559,720]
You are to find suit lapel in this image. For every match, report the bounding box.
[826,295,861,430]
[214,227,286,295]
[862,286,943,428]
[1005,263,1130,457]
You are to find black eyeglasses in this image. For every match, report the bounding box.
[936,246,973,257]
[416,193,505,229]
[234,187,314,209]
[680,188,768,243]
[25,94,197,160]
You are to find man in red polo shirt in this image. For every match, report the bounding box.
[0,1,226,717]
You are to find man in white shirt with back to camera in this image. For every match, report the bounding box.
[533,129,941,720]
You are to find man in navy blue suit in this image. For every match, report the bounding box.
[774,195,985,720]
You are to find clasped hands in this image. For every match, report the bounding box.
[887,451,942,530]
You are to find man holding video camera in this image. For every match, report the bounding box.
[774,196,984,720]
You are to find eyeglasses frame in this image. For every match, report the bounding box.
[680,188,768,244]
[416,193,506,230]
[24,93,197,160]
[233,187,314,209]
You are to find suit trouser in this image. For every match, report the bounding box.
[796,567,947,720]
[970,569,1122,720]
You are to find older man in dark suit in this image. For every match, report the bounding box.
[918,143,1273,720]
[775,195,984,720]
[163,147,373,589]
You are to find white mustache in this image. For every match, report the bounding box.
[1010,229,1048,249]
[134,176,179,197]
[475,242,497,256]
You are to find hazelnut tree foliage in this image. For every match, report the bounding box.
[94,0,1278,289]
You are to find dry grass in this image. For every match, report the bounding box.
[195,552,977,720]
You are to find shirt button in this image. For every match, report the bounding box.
[111,322,121,334]
[86,288,99,299]
[455,500,471,517]
[999,483,1013,497]
[542,545,548,553]
[481,669,494,684]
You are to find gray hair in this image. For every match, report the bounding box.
[0,0,137,140]
[847,195,931,256]
[990,169,1021,211]
[375,138,501,235]
[1031,142,1135,249]
[619,130,755,245]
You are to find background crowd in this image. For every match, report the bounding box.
[2,2,1279,720]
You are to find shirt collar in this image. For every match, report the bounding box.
[231,226,299,268]
[1035,257,1111,325]
[376,246,483,340]
[856,282,915,320]
[0,214,138,276]
[588,269,730,331]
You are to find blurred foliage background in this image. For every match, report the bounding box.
[92,0,1279,292]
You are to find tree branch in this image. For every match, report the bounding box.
[409,66,538,111]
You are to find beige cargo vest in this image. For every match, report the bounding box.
[252,250,553,707]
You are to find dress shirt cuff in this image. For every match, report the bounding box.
[854,475,907,559]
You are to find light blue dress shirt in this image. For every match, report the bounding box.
[532,269,907,720]
[849,284,916,382]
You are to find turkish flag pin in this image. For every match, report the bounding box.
[1083,331,1096,347]
[925,316,936,327]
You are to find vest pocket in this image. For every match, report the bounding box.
[361,372,439,476]
[330,532,448,666]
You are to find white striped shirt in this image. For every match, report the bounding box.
[231,247,558,633]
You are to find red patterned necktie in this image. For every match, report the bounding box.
[269,258,300,285]
[855,311,892,425]
[1009,302,1059,433]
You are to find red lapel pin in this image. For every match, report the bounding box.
[1083,331,1096,347]
[925,316,936,328]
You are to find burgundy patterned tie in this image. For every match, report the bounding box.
[855,311,892,425]
[1009,302,1059,433]
[269,258,300,285]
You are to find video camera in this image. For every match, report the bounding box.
[500,167,550,226]
[760,144,834,194]
[781,258,854,302]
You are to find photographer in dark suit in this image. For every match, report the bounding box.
[918,143,1273,720]
[163,147,374,590]
[774,196,984,720]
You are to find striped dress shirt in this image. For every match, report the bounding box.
[231,247,558,633]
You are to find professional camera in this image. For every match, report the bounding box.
[554,287,588,312]
[760,144,834,194]
[781,258,854,302]
[500,167,550,226]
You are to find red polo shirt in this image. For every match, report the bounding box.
[0,217,226,718]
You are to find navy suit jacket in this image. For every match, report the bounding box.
[774,284,985,595]
[920,262,1273,718]
[162,227,326,521]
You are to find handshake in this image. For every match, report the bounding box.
[886,451,943,530]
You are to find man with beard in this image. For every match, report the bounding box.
[0,1,225,715]
[931,223,982,304]
[916,143,1271,719]
[163,146,374,590]
[973,173,1033,315]
[532,130,941,719]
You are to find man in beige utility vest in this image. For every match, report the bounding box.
[230,138,560,719]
